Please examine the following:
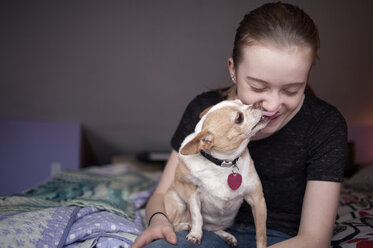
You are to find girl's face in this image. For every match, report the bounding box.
[228,44,313,137]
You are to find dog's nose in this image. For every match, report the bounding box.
[252,102,262,110]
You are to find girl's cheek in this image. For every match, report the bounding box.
[237,84,261,104]
[239,95,257,105]
[240,92,259,104]
[237,92,249,103]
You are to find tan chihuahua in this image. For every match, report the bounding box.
[164,99,269,248]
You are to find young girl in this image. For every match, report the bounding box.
[133,2,347,248]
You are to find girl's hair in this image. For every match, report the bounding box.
[223,2,319,98]
[232,1,320,65]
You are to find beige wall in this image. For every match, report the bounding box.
[1,0,372,163]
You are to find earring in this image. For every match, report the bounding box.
[231,75,236,82]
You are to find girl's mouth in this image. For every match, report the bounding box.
[262,110,280,124]
[269,115,280,123]
[262,110,277,117]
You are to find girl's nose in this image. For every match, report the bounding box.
[262,93,281,112]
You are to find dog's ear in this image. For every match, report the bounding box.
[199,105,213,119]
[180,130,214,155]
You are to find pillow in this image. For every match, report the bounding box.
[345,163,373,192]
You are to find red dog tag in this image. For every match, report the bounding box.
[227,173,242,190]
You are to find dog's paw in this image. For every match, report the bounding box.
[223,235,238,247]
[214,230,238,247]
[186,232,202,244]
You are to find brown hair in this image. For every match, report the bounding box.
[232,2,320,65]
[223,2,319,98]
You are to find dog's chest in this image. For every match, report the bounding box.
[183,155,257,202]
[198,181,244,211]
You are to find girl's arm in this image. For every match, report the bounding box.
[132,150,180,248]
[270,180,341,248]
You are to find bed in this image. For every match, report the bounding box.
[331,164,373,248]
[0,162,161,248]
[1,160,372,248]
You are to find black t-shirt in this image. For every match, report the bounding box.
[170,89,347,237]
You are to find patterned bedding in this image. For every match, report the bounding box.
[1,163,372,247]
[0,165,156,248]
[331,186,373,248]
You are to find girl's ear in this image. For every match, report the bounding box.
[227,58,237,84]
[180,130,214,156]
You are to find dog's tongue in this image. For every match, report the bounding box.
[262,110,277,117]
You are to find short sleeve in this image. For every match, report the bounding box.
[170,91,223,152]
[306,108,347,182]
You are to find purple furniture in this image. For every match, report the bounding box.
[0,118,82,196]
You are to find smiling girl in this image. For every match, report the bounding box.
[133,2,347,248]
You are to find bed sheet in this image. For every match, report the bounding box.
[0,163,158,248]
[331,186,373,248]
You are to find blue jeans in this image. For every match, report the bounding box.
[144,223,291,248]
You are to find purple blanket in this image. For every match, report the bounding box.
[0,169,156,247]
[1,206,145,247]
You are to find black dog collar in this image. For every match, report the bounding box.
[200,150,239,167]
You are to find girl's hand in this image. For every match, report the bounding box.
[132,217,177,248]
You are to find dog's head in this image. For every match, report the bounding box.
[180,99,269,156]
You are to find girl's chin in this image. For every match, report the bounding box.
[259,127,275,134]
[259,122,281,134]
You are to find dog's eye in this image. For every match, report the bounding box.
[235,112,244,124]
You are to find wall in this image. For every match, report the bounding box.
[348,126,373,165]
[1,0,372,164]
[0,119,81,195]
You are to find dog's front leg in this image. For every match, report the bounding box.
[186,191,203,244]
[245,190,267,248]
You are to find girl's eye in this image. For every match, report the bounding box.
[250,86,266,92]
[283,89,299,96]
[235,112,244,124]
